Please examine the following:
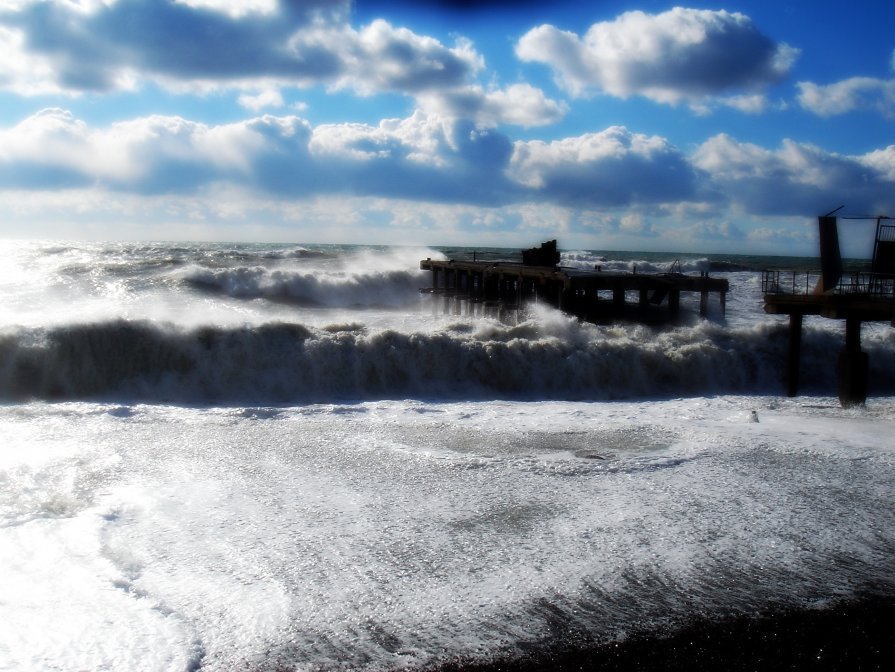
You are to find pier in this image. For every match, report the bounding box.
[763,214,895,406]
[420,241,729,323]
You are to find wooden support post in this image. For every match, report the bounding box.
[720,291,726,316]
[786,313,802,397]
[699,290,708,317]
[639,287,649,310]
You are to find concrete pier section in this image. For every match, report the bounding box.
[420,241,729,324]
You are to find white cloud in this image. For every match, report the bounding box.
[719,94,771,115]
[0,26,71,95]
[619,213,655,235]
[173,0,277,19]
[309,111,452,165]
[238,89,285,111]
[0,108,312,190]
[3,108,894,235]
[860,145,895,181]
[0,2,479,97]
[418,83,567,128]
[0,108,519,205]
[507,126,700,206]
[321,20,483,95]
[797,77,895,118]
[693,134,895,215]
[516,7,797,107]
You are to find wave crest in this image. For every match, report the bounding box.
[3,318,893,403]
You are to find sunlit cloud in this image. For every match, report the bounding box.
[693,134,895,215]
[507,127,702,206]
[516,7,797,108]
[0,1,478,97]
[797,77,895,118]
[238,89,285,111]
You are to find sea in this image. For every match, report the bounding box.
[1,240,894,671]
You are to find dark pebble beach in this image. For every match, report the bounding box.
[434,595,895,671]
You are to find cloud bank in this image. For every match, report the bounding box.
[2,108,893,222]
[0,0,475,95]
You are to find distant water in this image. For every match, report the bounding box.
[1,241,893,671]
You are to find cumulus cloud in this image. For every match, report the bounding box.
[0,27,49,95]
[507,127,702,206]
[417,83,567,128]
[4,107,894,230]
[322,19,483,95]
[0,108,521,204]
[309,112,518,203]
[174,0,278,19]
[797,77,895,118]
[0,1,479,96]
[693,134,895,215]
[516,7,797,107]
[238,89,285,111]
[0,109,705,210]
[0,108,314,193]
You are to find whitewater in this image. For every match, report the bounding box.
[1,240,893,671]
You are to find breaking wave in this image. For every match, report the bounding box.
[3,317,893,403]
[182,266,428,308]
[561,252,711,274]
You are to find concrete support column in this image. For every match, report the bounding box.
[786,313,803,397]
[668,290,680,317]
[838,316,868,407]
[613,282,626,312]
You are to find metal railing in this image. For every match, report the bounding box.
[762,269,895,300]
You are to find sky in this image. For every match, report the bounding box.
[0,0,893,255]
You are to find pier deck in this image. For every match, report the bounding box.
[420,258,729,322]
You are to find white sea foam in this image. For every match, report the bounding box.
[1,397,893,671]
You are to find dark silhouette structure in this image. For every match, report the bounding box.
[763,215,895,406]
[421,241,728,324]
[522,240,560,267]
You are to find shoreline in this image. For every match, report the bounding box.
[434,594,895,671]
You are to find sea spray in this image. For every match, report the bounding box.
[3,313,893,403]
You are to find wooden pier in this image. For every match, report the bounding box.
[420,242,728,323]
[763,215,895,406]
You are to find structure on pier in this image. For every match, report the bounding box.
[763,214,895,406]
[420,241,728,324]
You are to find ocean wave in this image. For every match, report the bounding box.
[3,318,893,403]
[182,265,428,308]
[561,252,711,274]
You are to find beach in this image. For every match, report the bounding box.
[1,241,893,671]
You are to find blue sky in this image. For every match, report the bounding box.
[0,0,893,255]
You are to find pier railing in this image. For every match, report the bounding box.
[761,269,895,301]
